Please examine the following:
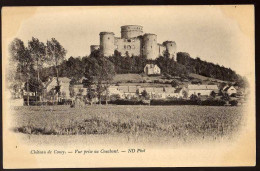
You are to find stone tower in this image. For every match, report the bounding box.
[121,25,143,39]
[142,33,158,60]
[163,41,177,59]
[100,32,115,57]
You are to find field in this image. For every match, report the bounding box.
[11,105,245,145]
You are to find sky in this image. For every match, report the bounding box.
[3,6,254,76]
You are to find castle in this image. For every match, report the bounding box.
[90,25,177,60]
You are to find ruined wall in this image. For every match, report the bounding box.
[100,32,115,57]
[115,37,141,56]
[121,25,143,39]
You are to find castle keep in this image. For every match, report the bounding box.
[90,25,177,60]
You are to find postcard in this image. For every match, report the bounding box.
[2,5,255,168]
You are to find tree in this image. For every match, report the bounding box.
[85,54,115,105]
[171,80,179,87]
[87,86,96,105]
[28,37,46,102]
[182,90,188,99]
[46,38,67,100]
[210,91,216,98]
[141,90,150,100]
[9,38,35,105]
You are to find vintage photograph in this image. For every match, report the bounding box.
[2,5,255,168]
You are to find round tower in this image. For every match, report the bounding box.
[90,45,100,53]
[100,32,115,57]
[163,41,177,59]
[121,25,143,39]
[142,33,158,60]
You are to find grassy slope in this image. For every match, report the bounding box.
[112,73,228,87]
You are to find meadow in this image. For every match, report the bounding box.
[11,105,245,145]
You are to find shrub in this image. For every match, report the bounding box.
[230,100,238,106]
[200,99,226,106]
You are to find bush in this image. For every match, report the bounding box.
[150,99,198,105]
[110,94,121,101]
[200,99,226,106]
[230,100,238,106]
[110,99,144,105]
[230,93,237,97]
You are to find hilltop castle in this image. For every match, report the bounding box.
[90,25,177,60]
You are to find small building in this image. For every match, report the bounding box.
[44,77,71,100]
[174,88,186,98]
[108,86,124,98]
[222,85,237,96]
[164,87,176,98]
[187,84,219,97]
[144,64,161,75]
[117,85,139,99]
[73,84,88,96]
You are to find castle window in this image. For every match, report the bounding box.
[127,39,131,42]
[151,46,152,48]
[124,45,126,49]
[108,37,110,40]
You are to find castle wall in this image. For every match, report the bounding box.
[142,34,158,60]
[157,44,166,57]
[121,25,143,39]
[100,32,115,57]
[115,37,141,56]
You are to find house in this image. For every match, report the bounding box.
[73,84,88,96]
[164,87,176,98]
[174,88,186,98]
[44,77,71,100]
[187,84,219,97]
[117,85,139,99]
[153,87,165,99]
[108,86,124,98]
[222,85,237,96]
[144,64,161,75]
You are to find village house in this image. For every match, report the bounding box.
[164,87,176,98]
[187,84,219,97]
[107,85,124,98]
[73,84,88,96]
[44,77,71,100]
[144,64,161,75]
[222,85,237,96]
[117,86,140,99]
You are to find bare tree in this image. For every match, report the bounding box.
[28,37,46,102]
[46,38,67,101]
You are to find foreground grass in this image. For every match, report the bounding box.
[11,105,244,143]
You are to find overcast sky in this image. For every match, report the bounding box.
[5,6,254,76]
